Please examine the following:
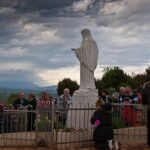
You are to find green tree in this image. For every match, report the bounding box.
[130,66,150,90]
[146,66,150,76]
[57,78,79,96]
[95,79,104,95]
[101,67,132,90]
[5,93,18,106]
[131,74,146,89]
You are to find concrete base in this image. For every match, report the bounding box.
[56,131,93,150]
[114,126,147,144]
[71,89,98,105]
[0,126,147,149]
[0,132,35,146]
[66,89,98,129]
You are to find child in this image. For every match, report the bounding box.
[122,97,137,126]
[91,102,114,150]
[95,98,104,109]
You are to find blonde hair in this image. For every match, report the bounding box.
[96,99,103,108]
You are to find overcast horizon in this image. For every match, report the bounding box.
[0,0,150,88]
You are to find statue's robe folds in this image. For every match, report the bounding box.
[75,39,98,90]
[66,29,99,131]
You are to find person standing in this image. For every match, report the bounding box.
[142,76,150,148]
[27,93,37,131]
[118,87,125,103]
[0,101,3,112]
[59,88,72,108]
[37,92,52,109]
[100,90,109,102]
[0,101,3,133]
[58,88,72,126]
[13,92,29,109]
[12,92,29,132]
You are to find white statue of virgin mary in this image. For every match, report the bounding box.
[72,29,99,90]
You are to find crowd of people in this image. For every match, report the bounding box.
[0,86,143,112]
[99,86,142,104]
[0,86,145,132]
[0,79,149,149]
[0,86,144,131]
[0,88,72,132]
[0,88,72,110]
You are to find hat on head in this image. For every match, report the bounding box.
[101,102,112,111]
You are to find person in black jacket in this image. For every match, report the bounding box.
[13,92,29,109]
[0,102,4,133]
[142,76,150,148]
[91,102,114,150]
[27,93,37,131]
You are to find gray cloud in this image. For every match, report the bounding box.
[0,0,150,87]
[0,70,46,89]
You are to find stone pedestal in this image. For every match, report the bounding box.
[71,89,98,105]
[66,89,98,130]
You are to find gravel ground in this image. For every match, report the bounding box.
[1,144,150,150]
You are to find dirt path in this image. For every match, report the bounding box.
[1,144,150,150]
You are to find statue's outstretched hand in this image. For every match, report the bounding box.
[71,48,75,51]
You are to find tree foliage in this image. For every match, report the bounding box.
[131,74,146,89]
[5,93,18,106]
[56,66,150,96]
[95,79,103,94]
[57,78,79,96]
[146,66,150,76]
[101,67,132,90]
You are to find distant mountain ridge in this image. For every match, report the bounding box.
[0,85,57,92]
[33,85,57,92]
[0,81,57,91]
[0,85,57,101]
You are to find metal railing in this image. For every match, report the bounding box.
[0,103,147,149]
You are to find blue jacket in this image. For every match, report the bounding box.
[13,98,29,109]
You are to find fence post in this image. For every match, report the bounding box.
[51,102,55,149]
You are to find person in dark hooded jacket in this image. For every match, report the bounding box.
[91,102,114,150]
[142,76,150,148]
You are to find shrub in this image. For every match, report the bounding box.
[112,116,126,129]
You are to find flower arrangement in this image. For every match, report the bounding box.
[59,128,88,132]
[35,114,52,132]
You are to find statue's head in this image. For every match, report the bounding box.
[81,28,92,39]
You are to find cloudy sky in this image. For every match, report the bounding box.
[0,0,150,88]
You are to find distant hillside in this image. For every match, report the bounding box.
[0,81,37,90]
[0,85,57,102]
[34,85,57,92]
